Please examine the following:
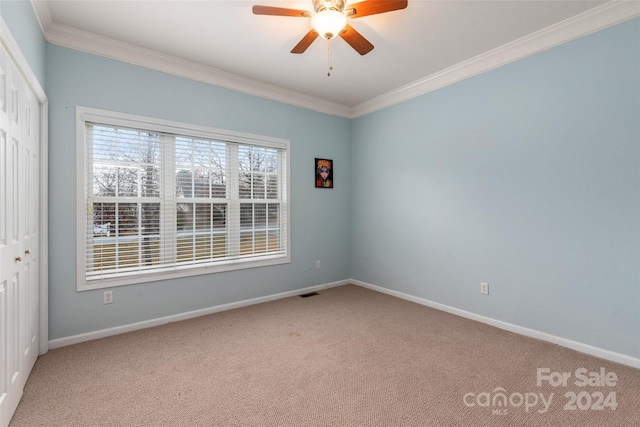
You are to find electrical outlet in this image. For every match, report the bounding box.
[480,282,489,295]
[316,260,321,269]
[104,290,113,304]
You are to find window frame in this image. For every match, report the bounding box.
[76,107,290,291]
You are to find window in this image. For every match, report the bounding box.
[77,107,289,290]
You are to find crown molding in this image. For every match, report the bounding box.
[30,0,53,35]
[30,1,639,120]
[37,15,352,118]
[351,1,640,118]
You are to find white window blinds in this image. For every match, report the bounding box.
[78,109,289,290]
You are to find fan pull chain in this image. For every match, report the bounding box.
[327,39,333,77]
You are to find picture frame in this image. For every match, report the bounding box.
[315,158,333,188]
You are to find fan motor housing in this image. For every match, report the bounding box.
[313,0,346,13]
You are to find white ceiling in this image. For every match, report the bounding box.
[32,1,633,116]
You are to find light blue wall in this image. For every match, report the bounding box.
[46,45,352,340]
[0,0,46,88]
[3,1,638,359]
[351,18,640,358]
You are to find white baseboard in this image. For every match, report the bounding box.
[351,279,640,370]
[48,279,350,350]
[49,278,640,370]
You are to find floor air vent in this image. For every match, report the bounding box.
[299,292,319,298]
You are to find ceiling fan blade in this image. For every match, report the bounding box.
[291,30,319,54]
[345,0,408,18]
[252,5,310,17]
[339,24,374,55]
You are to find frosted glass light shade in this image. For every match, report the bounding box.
[311,10,347,39]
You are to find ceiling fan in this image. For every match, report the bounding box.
[253,0,408,56]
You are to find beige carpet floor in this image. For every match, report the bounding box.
[9,284,640,426]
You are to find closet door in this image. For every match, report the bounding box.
[0,42,40,427]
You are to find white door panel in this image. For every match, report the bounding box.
[0,40,40,427]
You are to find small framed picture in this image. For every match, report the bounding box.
[315,158,333,188]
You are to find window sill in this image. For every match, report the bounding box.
[78,253,291,291]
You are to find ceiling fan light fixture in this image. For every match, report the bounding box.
[311,9,347,39]
[254,0,407,55]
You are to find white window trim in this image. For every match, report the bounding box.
[76,106,290,291]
